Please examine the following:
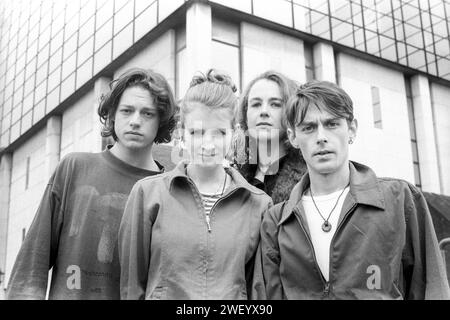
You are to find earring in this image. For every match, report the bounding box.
[349,138,354,144]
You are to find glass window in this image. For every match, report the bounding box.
[27,40,38,63]
[51,10,65,38]
[24,76,34,97]
[309,11,331,39]
[329,0,352,21]
[114,0,134,35]
[332,19,353,43]
[46,86,60,113]
[134,2,157,41]
[437,58,450,78]
[50,30,64,55]
[21,110,32,134]
[94,41,112,74]
[49,48,62,73]
[12,105,22,124]
[60,73,75,101]
[10,121,20,142]
[434,37,449,57]
[63,33,78,60]
[79,16,95,45]
[76,57,93,89]
[36,61,48,86]
[80,0,96,25]
[37,44,50,67]
[78,37,94,66]
[34,79,47,104]
[95,19,113,51]
[39,26,51,51]
[408,48,426,69]
[65,13,80,39]
[113,23,133,59]
[33,97,47,124]
[22,92,33,115]
[62,52,76,80]
[48,67,61,92]
[135,0,155,16]
[365,31,380,55]
[96,3,114,29]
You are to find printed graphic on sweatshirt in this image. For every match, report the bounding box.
[67,186,128,264]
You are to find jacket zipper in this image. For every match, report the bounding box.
[294,208,329,297]
[326,203,358,292]
[206,189,240,232]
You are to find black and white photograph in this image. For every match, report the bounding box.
[0,0,449,308]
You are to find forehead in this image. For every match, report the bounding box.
[299,103,342,123]
[248,79,281,99]
[184,103,233,128]
[119,86,155,106]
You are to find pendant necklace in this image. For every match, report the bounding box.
[310,183,349,232]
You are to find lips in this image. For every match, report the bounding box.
[125,131,143,136]
[256,122,272,127]
[314,150,333,156]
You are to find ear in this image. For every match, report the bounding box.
[287,127,299,149]
[348,118,358,141]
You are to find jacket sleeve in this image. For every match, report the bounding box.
[402,184,450,300]
[6,172,62,300]
[118,181,155,300]
[252,203,284,300]
[248,199,272,300]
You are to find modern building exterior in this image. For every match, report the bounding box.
[1,0,449,298]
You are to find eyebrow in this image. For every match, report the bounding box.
[118,104,157,111]
[297,117,342,126]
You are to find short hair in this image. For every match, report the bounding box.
[236,70,298,132]
[180,69,238,127]
[97,68,177,144]
[285,80,354,129]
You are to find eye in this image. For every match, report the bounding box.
[301,125,314,133]
[250,102,261,108]
[120,108,132,114]
[327,121,339,128]
[143,111,156,118]
[271,102,282,108]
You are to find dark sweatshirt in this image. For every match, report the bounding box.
[6,147,163,299]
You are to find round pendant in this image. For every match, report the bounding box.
[322,221,332,232]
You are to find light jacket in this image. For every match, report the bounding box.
[254,161,450,300]
[119,160,272,300]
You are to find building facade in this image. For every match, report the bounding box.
[0,0,449,298]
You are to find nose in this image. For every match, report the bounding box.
[259,102,270,118]
[316,124,328,144]
[129,112,142,127]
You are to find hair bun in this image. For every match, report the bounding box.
[189,69,237,93]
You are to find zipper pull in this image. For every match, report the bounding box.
[323,283,330,297]
[206,215,212,232]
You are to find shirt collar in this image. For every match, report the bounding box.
[279,161,385,225]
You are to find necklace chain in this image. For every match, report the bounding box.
[310,183,349,232]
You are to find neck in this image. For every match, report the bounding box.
[308,162,350,196]
[187,163,226,192]
[110,142,158,171]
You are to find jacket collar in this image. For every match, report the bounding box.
[279,161,385,225]
[168,160,266,195]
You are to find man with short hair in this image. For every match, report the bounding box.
[6,68,177,299]
[255,80,450,299]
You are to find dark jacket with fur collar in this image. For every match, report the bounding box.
[235,149,307,204]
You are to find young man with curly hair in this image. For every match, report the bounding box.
[6,68,177,299]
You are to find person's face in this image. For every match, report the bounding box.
[287,103,357,176]
[183,103,233,167]
[246,79,285,142]
[114,86,160,151]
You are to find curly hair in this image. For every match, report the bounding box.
[97,68,177,144]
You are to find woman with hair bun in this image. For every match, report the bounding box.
[118,69,272,300]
